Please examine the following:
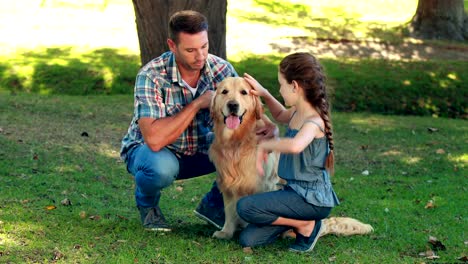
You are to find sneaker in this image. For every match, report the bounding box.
[289,220,323,253]
[193,201,224,229]
[138,206,171,232]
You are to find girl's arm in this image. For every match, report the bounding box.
[259,122,321,154]
[244,73,293,124]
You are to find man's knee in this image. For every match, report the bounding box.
[132,146,180,192]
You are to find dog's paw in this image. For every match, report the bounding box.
[213,230,233,240]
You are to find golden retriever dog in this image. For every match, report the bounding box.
[209,77,280,239]
[209,77,373,240]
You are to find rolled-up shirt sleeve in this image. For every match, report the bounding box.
[134,72,165,120]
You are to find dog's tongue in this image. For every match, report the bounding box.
[226,115,240,129]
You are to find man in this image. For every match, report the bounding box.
[121,10,278,232]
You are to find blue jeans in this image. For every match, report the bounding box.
[125,144,223,208]
[237,186,332,247]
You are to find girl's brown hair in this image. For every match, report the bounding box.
[279,52,335,175]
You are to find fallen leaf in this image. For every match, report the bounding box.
[428,236,446,251]
[424,200,435,209]
[427,127,438,133]
[60,198,72,206]
[436,149,445,154]
[89,215,101,221]
[116,214,128,220]
[191,240,202,247]
[457,255,468,262]
[79,211,87,219]
[242,247,253,254]
[328,256,337,262]
[176,186,183,192]
[45,205,57,210]
[53,247,64,260]
[362,170,369,176]
[419,249,439,259]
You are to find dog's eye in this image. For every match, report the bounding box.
[222,89,228,94]
[241,90,248,95]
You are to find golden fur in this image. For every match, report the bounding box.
[209,77,373,240]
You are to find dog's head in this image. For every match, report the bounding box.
[211,77,263,130]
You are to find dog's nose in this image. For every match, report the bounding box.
[227,100,239,113]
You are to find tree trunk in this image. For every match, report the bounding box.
[409,0,467,41]
[132,0,227,66]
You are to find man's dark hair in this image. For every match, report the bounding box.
[168,10,209,44]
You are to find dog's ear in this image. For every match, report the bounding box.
[210,92,217,120]
[253,94,264,120]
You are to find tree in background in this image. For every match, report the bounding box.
[132,0,228,66]
[409,0,468,41]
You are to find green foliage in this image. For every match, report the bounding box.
[2,50,466,118]
[323,59,467,118]
[231,55,467,119]
[0,47,139,95]
[0,94,466,263]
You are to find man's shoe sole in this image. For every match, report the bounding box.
[144,226,172,232]
[193,210,223,230]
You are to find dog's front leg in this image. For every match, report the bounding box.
[213,195,238,240]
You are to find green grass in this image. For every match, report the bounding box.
[1,94,466,263]
[1,0,467,263]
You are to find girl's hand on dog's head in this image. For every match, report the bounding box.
[244,73,267,97]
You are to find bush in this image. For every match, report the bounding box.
[232,55,467,119]
[324,59,467,118]
[1,50,466,118]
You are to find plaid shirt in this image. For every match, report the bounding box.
[120,51,238,160]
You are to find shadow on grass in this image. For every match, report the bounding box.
[245,0,405,41]
[237,0,468,61]
[0,47,139,95]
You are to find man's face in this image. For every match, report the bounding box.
[168,31,209,72]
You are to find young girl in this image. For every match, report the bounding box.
[237,52,339,252]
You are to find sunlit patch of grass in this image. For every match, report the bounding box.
[448,153,468,167]
[228,0,418,44]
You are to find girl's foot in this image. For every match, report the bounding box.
[289,220,323,252]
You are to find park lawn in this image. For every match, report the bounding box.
[0,0,467,263]
[0,94,466,263]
